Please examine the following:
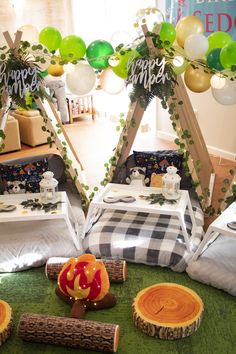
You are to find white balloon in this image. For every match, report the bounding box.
[211,78,236,105]
[66,62,96,96]
[18,25,39,43]
[100,67,125,95]
[184,34,209,60]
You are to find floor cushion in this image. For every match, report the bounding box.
[186,234,236,296]
[83,200,204,272]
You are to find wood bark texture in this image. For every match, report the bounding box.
[45,257,126,283]
[18,313,120,352]
[132,283,203,340]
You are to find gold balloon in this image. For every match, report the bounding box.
[176,16,204,48]
[184,64,212,93]
[48,56,64,77]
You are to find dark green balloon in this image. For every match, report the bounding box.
[136,41,149,56]
[86,40,114,69]
[207,48,224,71]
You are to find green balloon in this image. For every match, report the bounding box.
[86,40,114,69]
[207,48,224,71]
[112,50,140,79]
[208,31,232,52]
[59,35,86,60]
[39,69,48,78]
[39,27,62,51]
[160,22,176,47]
[220,41,236,69]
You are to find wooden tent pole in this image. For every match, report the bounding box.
[35,98,90,209]
[47,100,84,171]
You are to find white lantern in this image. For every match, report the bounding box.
[39,171,58,203]
[162,166,181,200]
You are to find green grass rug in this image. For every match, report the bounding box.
[0,263,235,354]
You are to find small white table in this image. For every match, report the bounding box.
[193,201,236,261]
[83,183,197,252]
[0,192,81,250]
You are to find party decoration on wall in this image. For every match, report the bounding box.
[58,254,110,302]
[184,63,212,93]
[39,26,62,51]
[66,62,96,96]
[175,15,204,48]
[86,40,114,70]
[59,35,86,61]
[47,55,64,77]
[18,25,39,43]
[132,283,204,340]
[0,299,13,346]
[100,67,125,95]
[166,0,236,39]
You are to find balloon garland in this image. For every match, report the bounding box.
[0,10,235,106]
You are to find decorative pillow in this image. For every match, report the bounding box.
[150,172,164,188]
[133,150,183,183]
[0,158,48,193]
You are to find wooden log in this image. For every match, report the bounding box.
[132,283,203,340]
[0,300,13,346]
[45,257,126,283]
[17,313,120,353]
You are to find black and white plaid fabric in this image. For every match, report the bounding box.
[83,203,204,272]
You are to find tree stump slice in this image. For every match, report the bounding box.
[0,299,13,346]
[132,283,204,340]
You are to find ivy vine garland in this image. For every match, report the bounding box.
[0,41,51,109]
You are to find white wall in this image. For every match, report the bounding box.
[157,88,236,160]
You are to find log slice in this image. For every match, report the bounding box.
[132,283,204,340]
[0,299,13,346]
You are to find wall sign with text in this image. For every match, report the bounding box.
[166,0,236,39]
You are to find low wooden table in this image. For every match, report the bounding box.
[193,201,236,261]
[83,183,197,252]
[0,191,81,250]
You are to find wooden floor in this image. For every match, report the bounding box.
[0,115,235,229]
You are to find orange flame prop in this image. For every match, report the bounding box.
[58,254,110,302]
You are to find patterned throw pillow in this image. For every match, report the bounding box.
[0,158,48,193]
[133,150,183,184]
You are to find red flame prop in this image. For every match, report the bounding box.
[58,254,110,302]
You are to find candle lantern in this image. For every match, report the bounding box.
[39,171,58,203]
[162,166,181,200]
